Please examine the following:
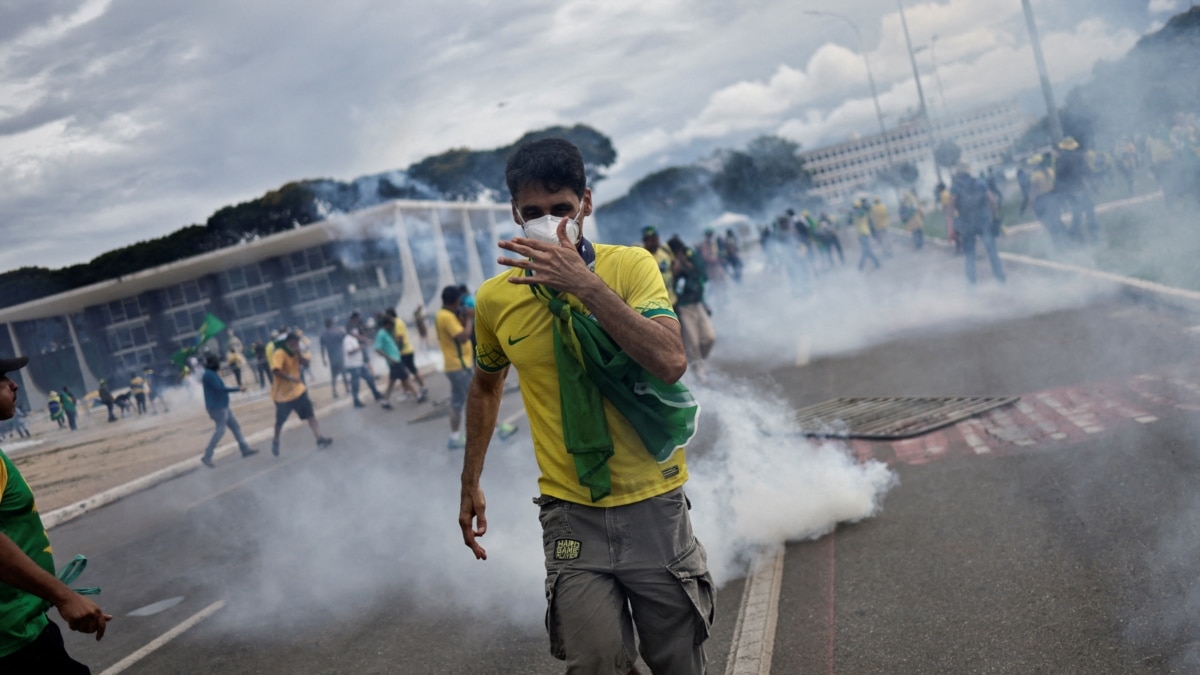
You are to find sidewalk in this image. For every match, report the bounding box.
[12,348,446,518]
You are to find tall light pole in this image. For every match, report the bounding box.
[1021,0,1064,143]
[804,10,897,175]
[896,0,943,184]
[929,34,946,110]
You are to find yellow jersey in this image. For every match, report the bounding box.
[392,318,415,356]
[436,308,473,373]
[269,346,306,403]
[474,243,689,507]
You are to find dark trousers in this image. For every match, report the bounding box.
[103,401,116,422]
[961,226,1007,285]
[255,361,273,387]
[0,619,91,674]
[347,365,382,403]
[65,410,77,431]
[135,393,147,415]
[231,366,242,388]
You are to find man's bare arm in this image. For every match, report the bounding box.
[459,366,507,560]
[0,533,111,639]
[498,225,687,383]
[574,278,686,384]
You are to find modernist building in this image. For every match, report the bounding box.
[800,99,1032,204]
[0,199,519,412]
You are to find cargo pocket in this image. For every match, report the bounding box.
[544,568,567,660]
[666,538,716,645]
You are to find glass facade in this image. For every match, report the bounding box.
[0,201,512,406]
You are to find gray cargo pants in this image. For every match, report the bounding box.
[536,488,714,674]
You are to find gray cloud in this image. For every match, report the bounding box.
[0,0,1157,271]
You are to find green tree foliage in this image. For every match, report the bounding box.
[595,166,719,244]
[408,124,618,200]
[711,136,811,213]
[0,125,618,310]
[596,134,814,244]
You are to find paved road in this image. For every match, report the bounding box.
[41,241,1200,674]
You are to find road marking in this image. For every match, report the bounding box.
[185,455,305,511]
[128,596,185,617]
[725,546,785,675]
[99,599,225,675]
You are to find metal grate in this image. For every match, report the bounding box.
[795,396,1019,440]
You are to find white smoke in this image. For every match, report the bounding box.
[686,373,897,584]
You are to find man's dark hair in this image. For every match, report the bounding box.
[324,318,333,328]
[441,285,463,307]
[205,353,221,370]
[505,138,586,200]
[385,308,397,318]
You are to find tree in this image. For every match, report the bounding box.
[710,135,811,214]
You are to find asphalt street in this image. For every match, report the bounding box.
[39,239,1200,674]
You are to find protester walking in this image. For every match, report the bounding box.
[951,163,1006,285]
[97,379,117,423]
[668,235,716,383]
[199,354,258,468]
[437,285,473,450]
[269,332,332,456]
[460,138,711,674]
[60,387,78,431]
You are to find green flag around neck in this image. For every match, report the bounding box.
[531,275,699,503]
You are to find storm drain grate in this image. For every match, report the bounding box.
[795,396,1019,440]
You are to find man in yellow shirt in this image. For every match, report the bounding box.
[437,286,473,449]
[458,138,712,673]
[641,225,676,305]
[386,308,429,401]
[269,332,331,456]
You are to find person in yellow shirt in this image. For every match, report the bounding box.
[459,138,711,673]
[227,346,245,388]
[386,308,429,400]
[437,286,473,449]
[269,332,331,456]
[641,225,676,305]
[852,199,881,271]
[868,197,892,257]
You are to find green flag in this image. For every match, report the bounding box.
[194,313,226,348]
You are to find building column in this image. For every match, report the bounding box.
[64,314,101,394]
[393,206,426,321]
[7,323,47,413]
[427,208,457,310]
[461,209,486,292]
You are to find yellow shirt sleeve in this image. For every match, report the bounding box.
[474,287,509,373]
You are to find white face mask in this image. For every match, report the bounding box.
[515,197,586,245]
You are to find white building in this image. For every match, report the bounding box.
[801,99,1032,204]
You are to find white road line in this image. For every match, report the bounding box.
[725,546,785,675]
[99,600,225,675]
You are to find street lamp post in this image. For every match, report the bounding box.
[896,0,943,184]
[804,10,897,179]
[1021,0,1064,143]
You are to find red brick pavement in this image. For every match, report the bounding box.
[851,363,1200,466]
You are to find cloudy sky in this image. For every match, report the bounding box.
[0,0,1179,271]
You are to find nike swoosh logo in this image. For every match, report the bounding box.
[507,335,530,346]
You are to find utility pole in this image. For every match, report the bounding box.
[1021,0,1064,143]
[804,10,897,175]
[897,0,942,184]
